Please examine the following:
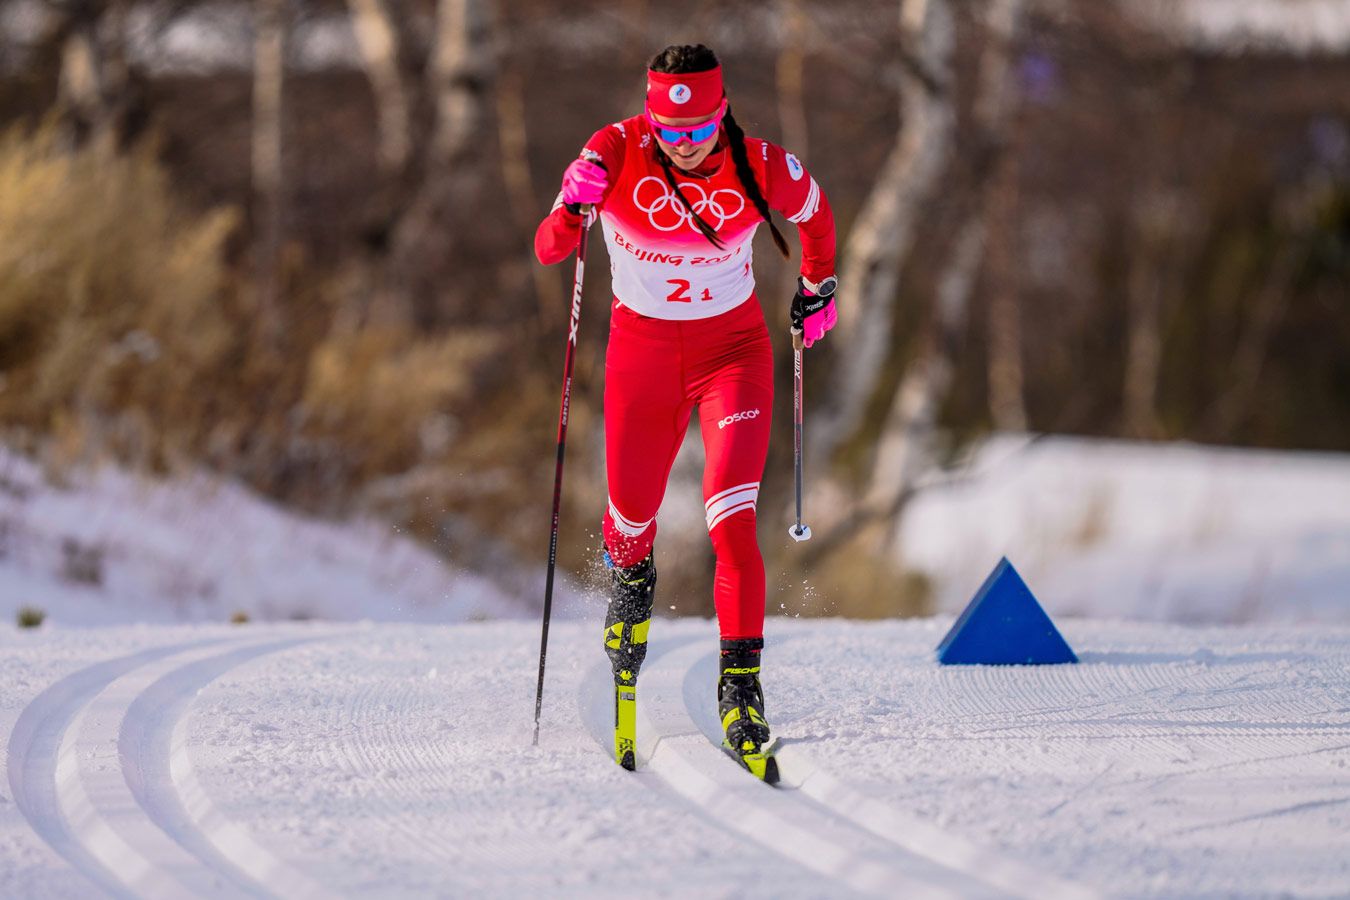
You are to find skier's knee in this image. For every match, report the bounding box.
[708,511,760,567]
[603,503,656,568]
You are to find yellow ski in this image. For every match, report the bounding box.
[722,738,780,785]
[614,671,637,770]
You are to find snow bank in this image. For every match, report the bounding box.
[0,447,524,625]
[897,435,1350,624]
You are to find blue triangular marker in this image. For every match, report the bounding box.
[936,558,1077,665]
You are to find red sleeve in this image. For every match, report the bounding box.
[533,122,628,266]
[534,205,588,266]
[761,141,836,284]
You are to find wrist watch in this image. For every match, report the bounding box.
[802,275,838,297]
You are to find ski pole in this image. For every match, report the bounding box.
[789,329,812,542]
[533,202,593,746]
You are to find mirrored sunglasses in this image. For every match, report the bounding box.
[644,100,728,146]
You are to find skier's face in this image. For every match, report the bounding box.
[650,111,721,171]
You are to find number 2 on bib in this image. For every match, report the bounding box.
[665,279,714,303]
[665,279,692,303]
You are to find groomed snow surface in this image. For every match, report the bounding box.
[2,618,1348,898]
[2,435,1348,896]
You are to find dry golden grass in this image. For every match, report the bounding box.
[0,123,517,509]
[0,123,236,455]
[302,327,505,478]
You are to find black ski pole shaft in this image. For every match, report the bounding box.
[533,207,592,746]
[789,329,811,542]
[794,334,803,527]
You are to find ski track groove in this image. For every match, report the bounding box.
[575,634,694,770]
[11,622,1346,897]
[7,634,332,899]
[637,638,1009,900]
[8,639,222,898]
[688,644,1101,900]
[123,636,334,899]
[575,636,843,894]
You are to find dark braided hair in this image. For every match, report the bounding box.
[648,44,790,258]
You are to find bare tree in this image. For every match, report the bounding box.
[1203,247,1294,439]
[47,0,139,149]
[981,0,1028,433]
[495,4,561,325]
[428,0,487,170]
[252,0,288,333]
[1122,62,1194,440]
[347,0,413,178]
[776,0,809,158]
[57,16,103,140]
[382,0,495,327]
[806,0,1029,560]
[1122,189,1170,439]
[813,0,956,467]
[869,0,1028,506]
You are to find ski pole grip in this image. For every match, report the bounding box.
[577,150,605,220]
[791,328,805,351]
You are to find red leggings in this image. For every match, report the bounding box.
[601,295,773,640]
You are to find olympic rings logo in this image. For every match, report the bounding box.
[632,176,746,233]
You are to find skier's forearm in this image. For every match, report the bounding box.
[534,204,585,265]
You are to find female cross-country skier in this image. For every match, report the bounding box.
[534,44,837,780]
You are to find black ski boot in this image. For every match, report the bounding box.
[718,637,779,784]
[603,551,655,771]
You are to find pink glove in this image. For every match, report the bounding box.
[790,278,839,348]
[803,297,838,348]
[561,157,607,208]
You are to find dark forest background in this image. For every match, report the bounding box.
[1,0,1347,617]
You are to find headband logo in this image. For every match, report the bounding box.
[669,84,692,104]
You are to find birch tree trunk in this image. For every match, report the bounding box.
[776,0,809,159]
[1122,56,1189,439]
[1203,248,1293,439]
[813,0,955,465]
[252,0,287,333]
[496,45,558,325]
[384,0,493,328]
[804,0,1028,560]
[985,144,1027,432]
[867,0,1027,510]
[346,0,412,178]
[1123,182,1183,439]
[1122,233,1165,439]
[865,218,984,511]
[427,0,486,168]
[57,22,102,147]
[981,0,1029,433]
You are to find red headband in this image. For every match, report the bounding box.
[646,66,724,118]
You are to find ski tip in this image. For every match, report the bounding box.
[722,742,780,785]
[618,749,636,771]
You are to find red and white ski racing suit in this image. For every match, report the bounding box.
[535,115,835,641]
